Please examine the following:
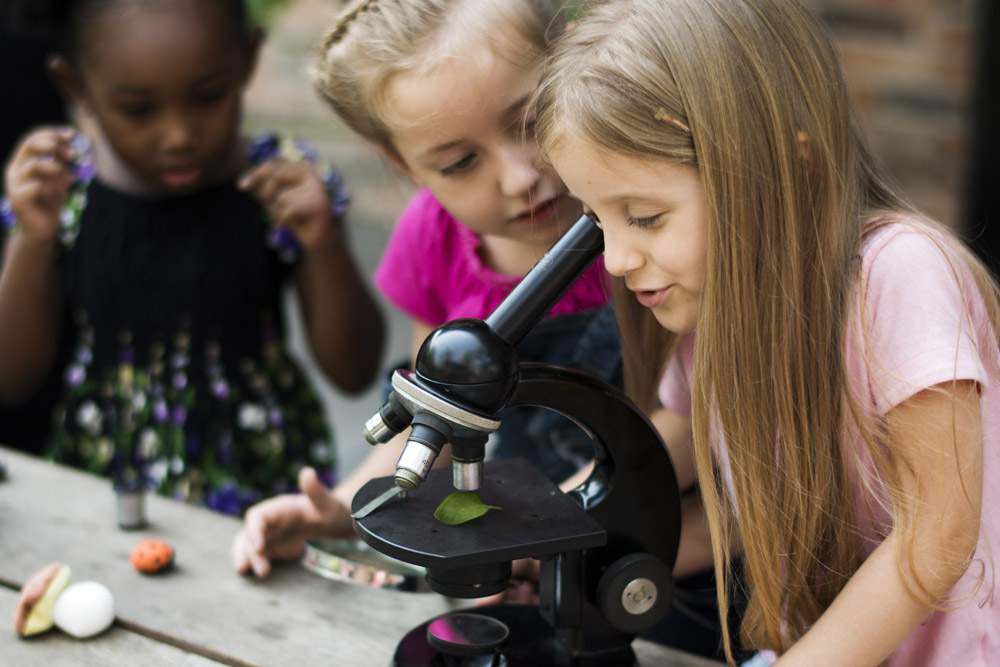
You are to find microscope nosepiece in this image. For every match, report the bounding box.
[452,460,482,491]
[394,440,439,490]
[362,391,412,445]
[363,412,395,445]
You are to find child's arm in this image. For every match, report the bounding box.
[777,380,983,666]
[240,159,384,394]
[233,318,447,577]
[232,424,458,577]
[0,127,73,403]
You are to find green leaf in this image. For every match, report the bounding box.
[433,492,502,526]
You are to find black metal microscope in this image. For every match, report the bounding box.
[354,215,682,666]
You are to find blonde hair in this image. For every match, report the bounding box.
[313,0,565,157]
[535,0,1000,660]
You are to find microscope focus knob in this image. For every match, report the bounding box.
[596,553,674,634]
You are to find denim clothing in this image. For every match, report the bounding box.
[494,304,623,483]
[382,305,623,485]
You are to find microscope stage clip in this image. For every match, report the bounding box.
[351,485,405,519]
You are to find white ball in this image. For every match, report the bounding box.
[52,581,115,639]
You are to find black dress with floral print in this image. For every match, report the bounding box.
[41,135,340,515]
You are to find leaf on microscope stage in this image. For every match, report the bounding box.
[433,491,502,526]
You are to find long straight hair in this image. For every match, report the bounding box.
[535,0,1000,659]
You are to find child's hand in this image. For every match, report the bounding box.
[475,557,541,607]
[3,127,77,244]
[239,159,340,251]
[231,467,352,578]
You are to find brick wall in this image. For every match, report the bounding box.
[803,0,977,230]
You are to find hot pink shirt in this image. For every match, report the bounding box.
[375,188,610,326]
[659,220,999,664]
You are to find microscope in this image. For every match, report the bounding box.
[354,215,682,666]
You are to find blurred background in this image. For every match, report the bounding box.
[245,0,998,475]
[2,0,996,475]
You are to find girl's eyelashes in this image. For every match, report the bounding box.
[117,104,154,118]
[581,208,660,229]
[440,153,477,176]
[194,90,228,106]
[628,215,660,228]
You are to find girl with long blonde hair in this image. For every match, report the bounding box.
[536,0,1000,664]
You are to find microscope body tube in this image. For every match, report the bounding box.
[486,214,603,346]
[363,214,604,492]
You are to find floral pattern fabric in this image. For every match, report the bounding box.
[42,134,339,515]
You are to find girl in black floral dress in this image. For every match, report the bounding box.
[0,0,384,515]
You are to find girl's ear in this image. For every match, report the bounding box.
[47,55,85,108]
[796,131,815,168]
[378,145,423,186]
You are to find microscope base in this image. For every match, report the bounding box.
[392,605,637,667]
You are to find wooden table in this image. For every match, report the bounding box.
[0,446,723,666]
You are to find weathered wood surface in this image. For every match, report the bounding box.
[0,447,722,667]
[0,586,225,666]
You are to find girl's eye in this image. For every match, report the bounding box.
[441,154,476,176]
[118,104,153,118]
[628,215,660,228]
[195,90,227,106]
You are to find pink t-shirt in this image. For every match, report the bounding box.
[374,188,609,326]
[659,220,999,664]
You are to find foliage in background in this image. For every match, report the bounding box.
[247,0,295,27]
[563,3,587,22]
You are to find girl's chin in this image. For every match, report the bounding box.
[651,308,697,334]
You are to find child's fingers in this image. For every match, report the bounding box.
[231,528,271,577]
[270,198,319,231]
[231,529,253,574]
[237,161,272,194]
[240,161,303,198]
[298,467,340,522]
[246,546,272,578]
[474,580,539,607]
[14,155,73,186]
[236,511,276,578]
[12,127,76,167]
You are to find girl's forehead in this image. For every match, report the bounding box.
[380,47,539,136]
[82,2,242,79]
[83,1,239,58]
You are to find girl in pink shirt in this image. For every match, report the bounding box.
[537,0,1000,665]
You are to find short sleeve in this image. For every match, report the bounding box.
[374,190,447,325]
[658,333,695,416]
[858,227,989,413]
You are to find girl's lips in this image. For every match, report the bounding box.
[513,197,559,225]
[635,287,669,308]
[162,167,201,188]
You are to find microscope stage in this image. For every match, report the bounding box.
[353,457,606,569]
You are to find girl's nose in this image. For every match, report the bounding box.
[497,143,540,198]
[161,114,196,152]
[601,225,644,277]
